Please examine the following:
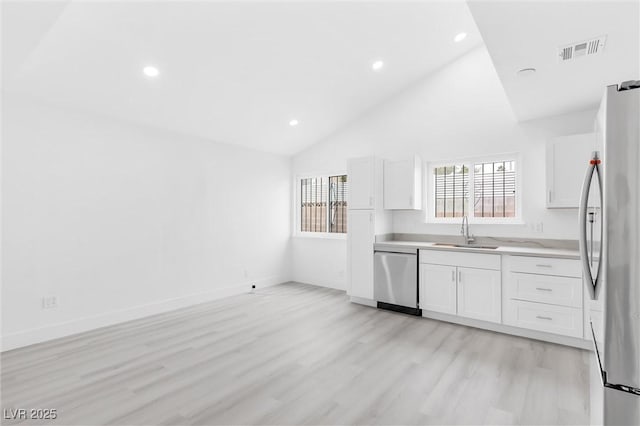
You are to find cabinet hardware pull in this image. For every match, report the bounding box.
[451,270,455,282]
[536,264,552,268]
[536,315,553,321]
[458,270,462,283]
[369,196,374,207]
[536,287,553,292]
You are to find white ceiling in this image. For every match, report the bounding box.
[2,1,482,155]
[468,0,640,122]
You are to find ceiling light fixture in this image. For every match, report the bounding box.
[143,66,159,77]
[454,32,467,43]
[289,119,299,127]
[371,60,384,71]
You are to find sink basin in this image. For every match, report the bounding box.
[433,243,499,250]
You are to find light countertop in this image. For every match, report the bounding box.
[374,240,580,259]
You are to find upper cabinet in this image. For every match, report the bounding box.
[546,133,596,208]
[348,157,376,210]
[383,156,422,210]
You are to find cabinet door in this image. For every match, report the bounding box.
[419,263,456,314]
[546,133,596,208]
[348,157,375,209]
[348,210,374,299]
[383,157,421,210]
[457,267,501,323]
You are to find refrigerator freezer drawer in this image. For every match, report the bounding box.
[505,299,583,338]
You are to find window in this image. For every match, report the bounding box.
[299,174,348,234]
[429,156,520,222]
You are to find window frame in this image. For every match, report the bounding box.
[425,153,523,225]
[294,172,348,239]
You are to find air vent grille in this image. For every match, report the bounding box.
[558,35,607,62]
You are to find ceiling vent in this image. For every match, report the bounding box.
[558,35,607,62]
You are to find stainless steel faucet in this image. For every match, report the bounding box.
[461,215,475,245]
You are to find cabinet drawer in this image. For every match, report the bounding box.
[419,250,500,270]
[505,300,583,338]
[508,272,582,308]
[508,256,581,278]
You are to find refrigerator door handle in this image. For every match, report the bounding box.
[579,151,603,300]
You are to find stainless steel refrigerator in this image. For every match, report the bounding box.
[580,81,640,425]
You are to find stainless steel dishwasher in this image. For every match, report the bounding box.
[373,244,421,316]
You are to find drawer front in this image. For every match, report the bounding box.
[508,256,581,278]
[419,250,500,270]
[505,300,583,338]
[508,272,583,308]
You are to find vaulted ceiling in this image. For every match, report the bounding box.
[468,0,639,121]
[3,1,637,154]
[2,1,482,155]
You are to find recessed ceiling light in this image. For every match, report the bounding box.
[289,119,299,127]
[371,60,384,71]
[454,32,467,43]
[517,67,537,76]
[143,66,159,77]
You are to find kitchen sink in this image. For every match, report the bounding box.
[432,243,499,250]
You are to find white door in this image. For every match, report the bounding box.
[457,267,501,323]
[347,157,375,209]
[419,263,456,314]
[348,210,374,299]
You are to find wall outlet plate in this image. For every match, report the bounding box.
[42,296,59,309]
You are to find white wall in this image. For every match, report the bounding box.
[291,46,597,290]
[1,96,292,350]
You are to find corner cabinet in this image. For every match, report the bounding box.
[383,156,422,210]
[419,250,501,324]
[546,133,596,208]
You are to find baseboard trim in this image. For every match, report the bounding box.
[0,276,286,352]
[350,296,377,307]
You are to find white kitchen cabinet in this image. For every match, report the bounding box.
[419,250,501,323]
[419,263,456,314]
[546,132,596,208]
[348,157,375,210]
[347,210,375,299]
[457,267,501,323]
[383,156,422,210]
[504,255,584,338]
[505,299,583,338]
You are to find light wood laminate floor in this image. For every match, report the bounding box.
[1,282,590,425]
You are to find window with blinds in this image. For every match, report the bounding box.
[434,165,469,217]
[432,158,517,220]
[474,161,516,218]
[300,175,348,233]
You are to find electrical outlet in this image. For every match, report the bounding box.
[41,296,58,309]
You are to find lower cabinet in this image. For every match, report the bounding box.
[457,267,501,323]
[419,252,501,324]
[504,299,583,338]
[347,210,374,299]
[503,255,584,338]
[419,264,456,314]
